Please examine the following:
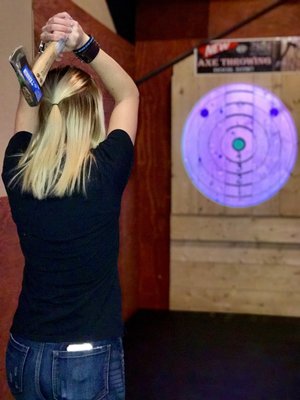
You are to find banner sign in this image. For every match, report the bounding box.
[195,37,300,74]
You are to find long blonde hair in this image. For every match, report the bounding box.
[11,66,106,199]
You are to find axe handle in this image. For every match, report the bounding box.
[32,41,65,86]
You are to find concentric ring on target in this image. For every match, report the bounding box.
[181,83,298,208]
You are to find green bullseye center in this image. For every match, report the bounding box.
[232,137,246,152]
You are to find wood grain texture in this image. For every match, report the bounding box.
[171,261,300,292]
[135,39,201,309]
[136,0,209,41]
[171,241,300,266]
[170,286,300,317]
[171,216,300,243]
[170,243,300,316]
[135,0,300,311]
[170,0,300,317]
[0,197,23,400]
[208,0,300,39]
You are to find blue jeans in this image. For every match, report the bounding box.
[6,333,125,400]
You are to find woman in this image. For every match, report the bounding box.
[2,11,139,400]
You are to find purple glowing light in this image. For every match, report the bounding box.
[200,108,209,117]
[270,107,279,117]
[181,83,298,208]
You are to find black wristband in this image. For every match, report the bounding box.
[73,35,100,63]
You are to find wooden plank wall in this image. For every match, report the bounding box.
[170,55,300,317]
[209,0,300,39]
[135,0,210,309]
[135,0,300,311]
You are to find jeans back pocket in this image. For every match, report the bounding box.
[6,334,30,395]
[53,344,111,400]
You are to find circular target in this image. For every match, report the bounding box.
[181,83,298,208]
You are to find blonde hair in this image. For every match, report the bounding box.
[11,67,106,199]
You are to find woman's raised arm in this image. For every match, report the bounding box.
[41,12,139,144]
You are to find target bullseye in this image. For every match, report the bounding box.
[232,137,246,151]
[182,83,298,208]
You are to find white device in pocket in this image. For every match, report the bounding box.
[66,343,93,352]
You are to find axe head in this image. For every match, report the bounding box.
[9,46,43,107]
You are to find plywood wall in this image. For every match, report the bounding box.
[170,54,300,317]
[0,0,33,197]
[72,0,116,32]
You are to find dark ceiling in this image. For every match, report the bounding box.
[106,0,136,43]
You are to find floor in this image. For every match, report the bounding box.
[123,310,300,400]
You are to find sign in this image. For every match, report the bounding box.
[196,37,300,74]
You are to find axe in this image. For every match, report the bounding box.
[9,40,65,107]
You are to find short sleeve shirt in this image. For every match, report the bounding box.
[2,129,134,342]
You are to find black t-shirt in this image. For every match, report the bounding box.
[2,129,134,342]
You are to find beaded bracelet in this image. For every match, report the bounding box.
[73,35,100,63]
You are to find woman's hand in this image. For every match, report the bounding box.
[40,12,89,52]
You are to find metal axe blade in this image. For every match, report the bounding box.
[9,40,66,107]
[9,46,43,107]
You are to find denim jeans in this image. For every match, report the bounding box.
[6,333,125,400]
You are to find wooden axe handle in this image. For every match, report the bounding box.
[32,41,65,86]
